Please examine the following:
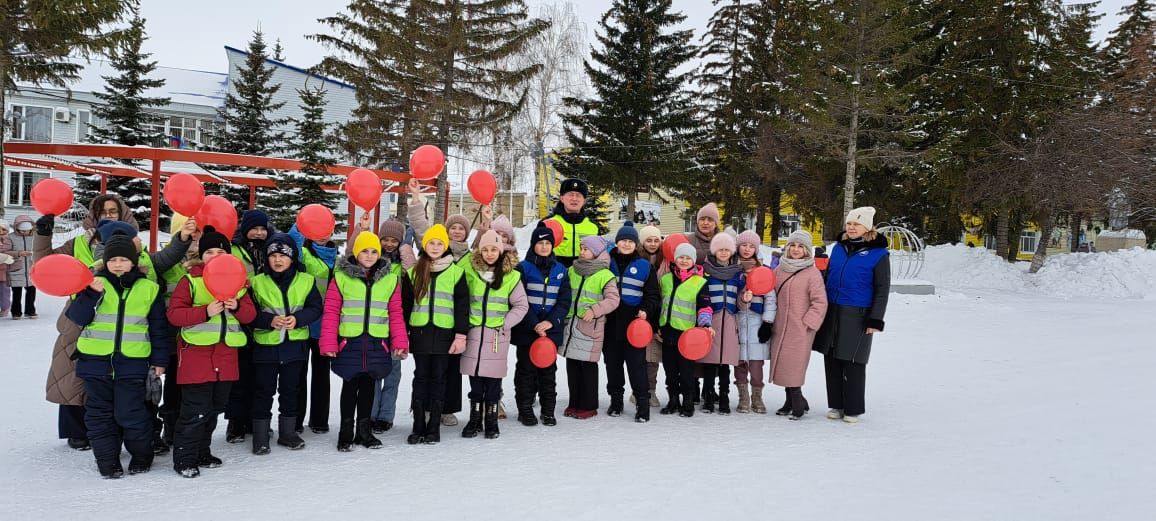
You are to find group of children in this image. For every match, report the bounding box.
[45,188,841,481]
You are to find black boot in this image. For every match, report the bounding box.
[277,416,305,450]
[660,389,681,415]
[717,391,731,415]
[226,419,246,444]
[152,419,169,455]
[98,460,125,479]
[407,399,427,445]
[540,394,557,426]
[337,419,355,452]
[517,397,538,426]
[635,394,650,423]
[788,387,809,420]
[483,402,500,439]
[68,437,91,451]
[607,394,624,417]
[252,419,271,455]
[775,388,792,416]
[128,454,153,475]
[701,389,716,414]
[679,393,695,417]
[461,400,483,438]
[356,418,382,448]
[423,400,443,444]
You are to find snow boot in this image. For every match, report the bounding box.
[226,419,246,444]
[128,454,153,475]
[826,408,844,420]
[497,401,508,420]
[787,387,810,420]
[518,403,539,426]
[660,389,681,415]
[251,419,271,455]
[337,419,356,452]
[441,413,458,427]
[68,437,91,451]
[484,402,500,439]
[277,416,305,450]
[423,400,443,444]
[461,400,483,438]
[540,394,557,426]
[607,394,624,417]
[175,463,199,479]
[356,419,382,448]
[371,420,392,434]
[197,452,222,468]
[701,390,716,414]
[98,461,124,479]
[407,399,427,445]
[736,383,751,413]
[751,386,767,414]
[777,389,793,416]
[717,391,731,415]
[635,394,650,423]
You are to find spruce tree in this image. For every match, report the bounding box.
[213,30,289,215]
[264,86,343,232]
[558,0,698,219]
[1103,0,1154,79]
[74,15,171,227]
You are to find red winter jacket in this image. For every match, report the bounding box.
[166,264,257,385]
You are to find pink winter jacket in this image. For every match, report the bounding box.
[319,275,410,356]
[460,283,529,379]
[770,265,828,387]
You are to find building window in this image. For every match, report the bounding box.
[6,104,53,142]
[1019,230,1039,255]
[5,170,50,207]
[77,110,93,141]
[779,214,801,239]
[143,116,215,149]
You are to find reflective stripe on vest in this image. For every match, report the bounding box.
[518,260,566,315]
[233,248,256,278]
[409,263,464,329]
[162,264,188,300]
[707,271,743,315]
[565,267,616,318]
[465,266,522,328]
[334,269,398,338]
[609,256,651,307]
[180,275,249,347]
[76,276,160,358]
[659,273,707,330]
[250,272,315,345]
[74,235,157,282]
[550,215,599,259]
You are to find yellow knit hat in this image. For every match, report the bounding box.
[170,213,188,236]
[352,231,381,255]
[422,224,449,250]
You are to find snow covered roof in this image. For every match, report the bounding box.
[223,46,355,91]
[13,57,228,107]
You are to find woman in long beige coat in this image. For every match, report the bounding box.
[770,231,828,420]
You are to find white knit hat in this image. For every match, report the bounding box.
[845,206,876,230]
[786,230,814,256]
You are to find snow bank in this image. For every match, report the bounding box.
[922,244,1156,299]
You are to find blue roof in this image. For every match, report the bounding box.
[224,46,356,91]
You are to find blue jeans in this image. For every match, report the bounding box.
[371,358,402,422]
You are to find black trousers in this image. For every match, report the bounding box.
[159,353,181,436]
[11,286,36,316]
[513,343,557,412]
[566,359,599,411]
[467,376,502,403]
[173,381,231,468]
[412,354,449,402]
[701,363,732,398]
[443,354,463,414]
[253,361,305,420]
[824,356,867,416]
[296,339,331,430]
[225,345,254,423]
[603,341,648,402]
[339,373,375,422]
[58,404,87,440]
[83,376,151,471]
[661,331,698,405]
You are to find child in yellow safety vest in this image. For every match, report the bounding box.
[166,226,257,478]
[247,233,323,455]
[67,232,172,478]
[559,235,620,420]
[658,242,714,418]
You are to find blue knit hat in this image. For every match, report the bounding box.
[614,221,639,244]
[97,219,137,242]
[239,209,270,236]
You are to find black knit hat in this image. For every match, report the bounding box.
[198,226,231,258]
[102,233,138,265]
[559,178,588,198]
[530,223,555,247]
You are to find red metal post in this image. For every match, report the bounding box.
[373,203,380,236]
[149,159,161,253]
[346,199,356,245]
[249,186,257,209]
[100,174,107,194]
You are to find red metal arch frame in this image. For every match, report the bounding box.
[2,142,434,251]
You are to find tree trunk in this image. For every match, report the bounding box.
[0,65,7,221]
[843,89,860,218]
[1070,212,1081,252]
[432,1,461,224]
[1029,213,1053,273]
[995,209,1010,260]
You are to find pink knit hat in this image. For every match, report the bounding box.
[709,232,736,255]
[491,215,514,241]
[736,230,761,248]
[697,202,720,223]
[477,229,503,252]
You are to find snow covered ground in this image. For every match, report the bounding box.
[1,246,1153,520]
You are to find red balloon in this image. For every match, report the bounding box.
[746,266,776,295]
[203,254,247,301]
[164,173,205,216]
[30,178,73,216]
[194,195,238,239]
[663,233,691,264]
[467,170,497,205]
[346,168,383,210]
[627,318,653,348]
[409,145,445,181]
[678,327,711,361]
[543,219,563,246]
[529,337,557,369]
[30,254,94,297]
[296,204,336,241]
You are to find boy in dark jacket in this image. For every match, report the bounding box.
[604,222,661,422]
[248,233,324,454]
[67,232,171,478]
[511,224,572,426]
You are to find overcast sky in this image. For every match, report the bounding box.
[139,0,1134,73]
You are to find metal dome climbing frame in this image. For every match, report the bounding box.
[877,224,925,280]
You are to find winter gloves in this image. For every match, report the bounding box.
[758,322,774,344]
[36,214,55,236]
[697,310,713,328]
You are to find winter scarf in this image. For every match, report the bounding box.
[470,249,517,287]
[430,252,454,273]
[737,255,761,273]
[780,256,815,273]
[673,264,704,282]
[450,240,471,260]
[572,252,610,278]
[704,256,743,280]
